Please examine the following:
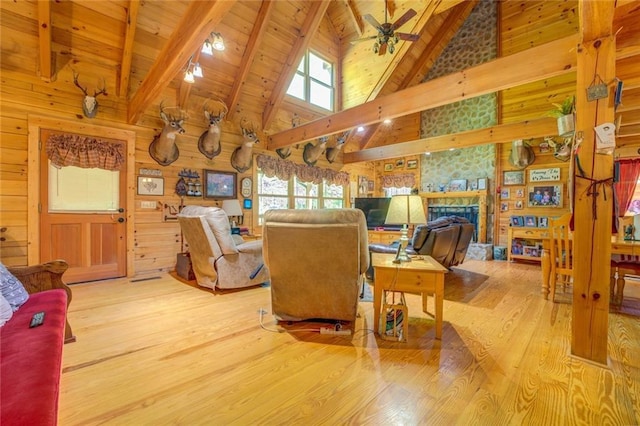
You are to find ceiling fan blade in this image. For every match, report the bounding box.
[396,32,420,42]
[363,14,382,30]
[391,8,417,31]
[350,35,378,45]
[378,43,387,56]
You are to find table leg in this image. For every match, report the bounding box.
[541,248,551,299]
[435,281,443,340]
[373,277,383,334]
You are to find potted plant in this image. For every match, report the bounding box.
[547,95,575,137]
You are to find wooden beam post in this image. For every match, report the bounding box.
[571,0,615,364]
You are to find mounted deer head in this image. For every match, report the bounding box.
[508,139,535,170]
[73,72,107,118]
[546,136,573,162]
[303,136,328,166]
[276,114,300,159]
[231,119,259,173]
[198,99,228,160]
[148,102,187,166]
[325,131,350,164]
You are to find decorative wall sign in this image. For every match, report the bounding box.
[529,168,560,182]
[139,168,162,176]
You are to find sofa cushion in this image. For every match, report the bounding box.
[0,289,67,426]
[0,294,13,326]
[0,262,29,312]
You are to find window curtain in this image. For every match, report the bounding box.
[381,173,415,189]
[46,133,125,171]
[256,154,349,186]
[613,158,640,232]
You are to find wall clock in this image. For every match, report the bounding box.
[241,177,252,198]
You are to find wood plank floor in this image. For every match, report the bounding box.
[59,260,640,425]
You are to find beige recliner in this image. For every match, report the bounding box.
[262,208,369,323]
[178,206,269,290]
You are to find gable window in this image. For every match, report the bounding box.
[286,50,334,111]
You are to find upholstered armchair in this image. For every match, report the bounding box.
[178,206,269,290]
[262,209,369,323]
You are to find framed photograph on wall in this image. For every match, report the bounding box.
[538,216,549,228]
[514,200,524,209]
[477,178,487,190]
[524,215,537,227]
[449,179,467,191]
[203,170,237,199]
[501,202,509,212]
[137,176,164,196]
[528,184,563,207]
[501,188,510,199]
[503,170,525,186]
[510,215,524,227]
[406,159,418,169]
[384,163,393,172]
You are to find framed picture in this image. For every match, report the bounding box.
[367,179,374,192]
[503,170,525,186]
[514,200,524,209]
[477,178,487,190]
[449,179,467,191]
[395,159,405,169]
[528,184,563,207]
[406,159,418,169]
[384,163,393,172]
[358,176,368,196]
[538,216,549,228]
[510,215,524,227]
[203,170,237,199]
[523,246,540,257]
[501,188,510,199]
[524,215,537,227]
[137,176,164,196]
[501,202,509,212]
[515,188,524,198]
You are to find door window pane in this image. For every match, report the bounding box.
[48,162,119,212]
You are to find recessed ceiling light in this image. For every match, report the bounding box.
[383,119,392,124]
[357,126,364,132]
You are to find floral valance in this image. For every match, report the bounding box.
[381,173,415,188]
[256,154,349,187]
[46,133,125,171]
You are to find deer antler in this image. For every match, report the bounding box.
[73,72,89,96]
[93,79,107,97]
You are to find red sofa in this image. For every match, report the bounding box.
[0,261,74,426]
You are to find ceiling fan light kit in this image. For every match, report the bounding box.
[353,3,419,56]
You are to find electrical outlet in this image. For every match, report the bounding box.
[319,327,351,335]
[141,201,156,209]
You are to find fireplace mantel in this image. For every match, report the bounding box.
[419,190,488,243]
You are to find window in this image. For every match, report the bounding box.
[257,170,345,224]
[286,50,334,111]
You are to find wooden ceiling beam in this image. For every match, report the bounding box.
[37,0,54,82]
[226,0,275,121]
[261,0,331,131]
[344,0,364,37]
[117,0,139,98]
[127,0,236,124]
[268,34,579,151]
[344,117,558,163]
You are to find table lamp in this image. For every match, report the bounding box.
[384,195,427,263]
[221,199,243,227]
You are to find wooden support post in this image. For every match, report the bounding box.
[572,0,615,364]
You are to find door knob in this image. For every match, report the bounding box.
[118,208,125,213]
[118,217,125,223]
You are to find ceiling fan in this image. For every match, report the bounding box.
[352,2,419,55]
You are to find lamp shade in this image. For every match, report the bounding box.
[385,195,426,225]
[221,199,243,217]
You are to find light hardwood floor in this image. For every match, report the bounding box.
[59,260,640,425]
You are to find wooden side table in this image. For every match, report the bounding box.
[372,253,448,339]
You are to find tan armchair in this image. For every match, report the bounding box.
[262,209,369,323]
[178,206,269,290]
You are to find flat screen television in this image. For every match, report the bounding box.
[354,197,402,230]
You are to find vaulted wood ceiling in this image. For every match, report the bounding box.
[2,0,639,160]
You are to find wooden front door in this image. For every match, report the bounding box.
[39,129,127,283]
